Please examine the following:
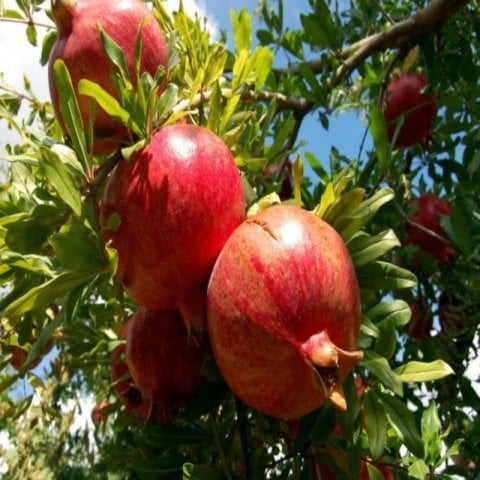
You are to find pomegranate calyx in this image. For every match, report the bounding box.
[302,331,363,407]
[51,0,77,36]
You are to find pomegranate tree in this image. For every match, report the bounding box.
[126,308,206,422]
[383,72,437,148]
[100,124,245,331]
[406,194,454,265]
[207,204,362,419]
[48,0,168,154]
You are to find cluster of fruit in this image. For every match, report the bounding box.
[383,71,460,339]
[49,0,364,422]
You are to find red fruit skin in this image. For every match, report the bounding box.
[207,204,362,419]
[383,73,437,148]
[126,308,206,421]
[48,0,168,154]
[405,299,433,340]
[111,319,152,419]
[91,401,109,423]
[406,194,454,265]
[100,125,245,331]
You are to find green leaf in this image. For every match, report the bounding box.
[348,229,400,266]
[363,389,388,459]
[300,2,339,50]
[362,351,403,396]
[49,223,106,271]
[40,30,57,66]
[78,79,142,136]
[254,46,274,91]
[369,103,389,173]
[375,318,397,360]
[183,463,222,480]
[39,147,82,216]
[231,8,252,53]
[3,270,100,326]
[421,403,443,465]
[99,27,131,85]
[395,360,454,383]
[26,23,37,46]
[356,261,417,291]
[365,300,411,327]
[408,460,430,479]
[52,59,89,169]
[379,393,424,458]
[156,83,179,121]
[142,424,205,446]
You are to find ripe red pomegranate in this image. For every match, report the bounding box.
[111,319,152,419]
[91,401,109,423]
[126,308,206,422]
[383,72,437,148]
[9,345,42,371]
[48,0,168,154]
[404,299,433,340]
[100,125,245,332]
[405,194,454,265]
[207,204,362,419]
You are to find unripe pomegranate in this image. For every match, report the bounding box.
[405,194,454,265]
[383,73,437,148]
[404,299,433,340]
[111,318,152,419]
[126,308,206,422]
[48,0,168,154]
[207,204,362,419]
[100,125,246,331]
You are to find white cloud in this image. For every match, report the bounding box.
[0,0,218,153]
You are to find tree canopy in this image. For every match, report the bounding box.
[0,0,479,478]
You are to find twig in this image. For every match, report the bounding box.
[0,16,52,29]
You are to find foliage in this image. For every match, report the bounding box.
[0,0,479,479]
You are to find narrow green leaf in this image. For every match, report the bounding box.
[40,30,57,66]
[52,59,89,169]
[395,360,454,383]
[78,79,142,136]
[231,8,252,53]
[39,147,82,216]
[362,351,403,396]
[254,46,274,91]
[99,27,131,84]
[422,403,443,465]
[369,103,389,173]
[349,230,400,266]
[4,270,100,325]
[380,393,424,458]
[364,389,388,459]
[356,261,417,291]
[375,318,397,360]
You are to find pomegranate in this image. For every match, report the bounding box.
[9,345,42,371]
[383,72,437,148]
[405,194,454,265]
[126,308,206,422]
[404,299,433,340]
[111,318,152,419]
[48,0,168,154]
[91,401,109,423]
[206,204,362,419]
[100,124,245,332]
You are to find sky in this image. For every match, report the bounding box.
[0,0,372,169]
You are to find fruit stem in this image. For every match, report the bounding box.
[179,289,206,336]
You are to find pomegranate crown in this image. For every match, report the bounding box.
[51,0,78,35]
